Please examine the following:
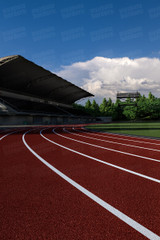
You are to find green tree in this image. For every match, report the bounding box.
[141,94,146,102]
[123,106,137,120]
[82,92,160,121]
[107,97,112,107]
[73,103,86,113]
[84,99,92,115]
[126,97,131,103]
[136,98,152,119]
[85,99,91,109]
[91,99,100,116]
[111,99,124,120]
[148,92,155,101]
[99,98,107,115]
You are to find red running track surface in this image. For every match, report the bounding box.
[0,125,160,240]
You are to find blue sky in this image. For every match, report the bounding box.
[1,0,160,102]
[1,0,160,69]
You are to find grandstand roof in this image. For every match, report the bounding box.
[0,55,93,105]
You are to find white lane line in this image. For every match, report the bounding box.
[100,130,160,142]
[41,129,160,184]
[67,128,160,153]
[0,130,18,141]
[80,127,160,146]
[0,127,36,141]
[62,128,160,164]
[81,127,160,145]
[22,129,160,240]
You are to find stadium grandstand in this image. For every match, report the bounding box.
[0,55,95,125]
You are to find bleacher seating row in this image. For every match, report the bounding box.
[0,97,89,117]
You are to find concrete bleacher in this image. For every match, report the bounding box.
[0,103,8,114]
[0,99,18,114]
[0,55,95,125]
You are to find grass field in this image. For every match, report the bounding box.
[87,122,160,138]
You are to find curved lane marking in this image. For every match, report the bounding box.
[42,129,160,183]
[80,127,160,146]
[22,128,160,240]
[70,128,160,153]
[62,128,160,164]
[0,130,18,141]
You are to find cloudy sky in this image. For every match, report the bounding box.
[1,0,160,103]
[56,57,160,103]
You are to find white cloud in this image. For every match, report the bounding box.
[55,56,160,103]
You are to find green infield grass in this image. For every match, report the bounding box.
[86,122,160,138]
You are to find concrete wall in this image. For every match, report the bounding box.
[0,114,112,126]
[96,116,112,122]
[0,115,33,125]
[0,114,96,125]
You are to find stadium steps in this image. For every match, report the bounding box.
[0,98,18,114]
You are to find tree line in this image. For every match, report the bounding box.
[73,92,160,121]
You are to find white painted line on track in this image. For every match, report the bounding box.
[41,129,160,183]
[0,130,18,141]
[80,127,160,146]
[0,127,37,141]
[68,128,160,153]
[22,129,160,240]
[62,128,160,164]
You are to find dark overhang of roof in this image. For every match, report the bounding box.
[0,55,93,105]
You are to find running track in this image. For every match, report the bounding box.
[0,125,160,240]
